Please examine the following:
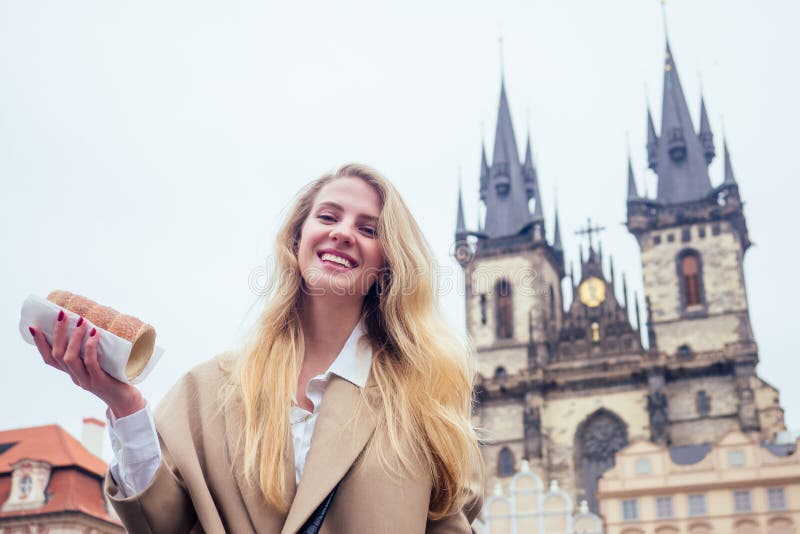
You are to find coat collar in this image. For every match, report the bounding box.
[281,375,378,534]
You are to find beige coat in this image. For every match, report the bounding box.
[105,354,483,533]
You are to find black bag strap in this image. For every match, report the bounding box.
[297,482,340,534]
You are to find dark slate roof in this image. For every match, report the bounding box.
[654,41,714,204]
[483,80,533,238]
[761,440,797,457]
[698,96,715,163]
[669,443,712,465]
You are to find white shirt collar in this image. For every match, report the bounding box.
[326,319,372,388]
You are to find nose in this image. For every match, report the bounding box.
[329,223,354,245]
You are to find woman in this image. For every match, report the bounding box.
[29,163,483,533]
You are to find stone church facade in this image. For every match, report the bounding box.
[454,36,787,513]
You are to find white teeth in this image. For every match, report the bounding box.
[320,253,353,268]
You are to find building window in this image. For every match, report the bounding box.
[653,235,662,245]
[495,279,513,339]
[678,250,704,307]
[682,228,691,242]
[634,458,651,475]
[689,494,707,516]
[768,488,787,510]
[712,223,721,235]
[667,233,675,242]
[696,390,711,416]
[494,366,507,380]
[734,490,752,513]
[18,475,32,497]
[656,496,674,519]
[698,226,706,238]
[498,447,515,477]
[622,499,639,521]
[728,450,745,467]
[479,294,487,325]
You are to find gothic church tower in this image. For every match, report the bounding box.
[626,39,786,446]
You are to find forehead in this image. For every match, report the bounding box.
[313,177,381,218]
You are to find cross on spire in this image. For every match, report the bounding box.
[574,218,606,252]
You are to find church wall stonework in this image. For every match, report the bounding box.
[466,250,562,352]
[474,346,528,378]
[480,401,525,443]
[639,221,752,354]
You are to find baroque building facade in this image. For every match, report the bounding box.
[457,35,787,515]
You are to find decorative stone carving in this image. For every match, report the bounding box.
[647,390,670,444]
[575,410,628,513]
[524,406,542,459]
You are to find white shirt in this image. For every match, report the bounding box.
[107,320,373,497]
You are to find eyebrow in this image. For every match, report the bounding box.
[315,201,379,223]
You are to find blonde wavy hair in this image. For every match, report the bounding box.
[232,163,481,519]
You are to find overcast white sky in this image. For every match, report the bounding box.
[2,1,797,460]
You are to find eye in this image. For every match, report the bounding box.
[361,227,378,238]
[317,213,336,222]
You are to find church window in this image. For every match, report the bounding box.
[479,294,487,325]
[728,450,745,467]
[653,235,662,245]
[768,488,787,510]
[622,499,639,520]
[678,345,693,359]
[495,279,513,339]
[698,226,706,238]
[696,390,711,416]
[667,233,675,242]
[712,223,721,236]
[494,366,507,380]
[682,228,691,242]
[591,322,600,343]
[678,251,704,307]
[688,494,707,516]
[634,458,651,475]
[498,446,515,477]
[576,409,628,513]
[733,490,752,513]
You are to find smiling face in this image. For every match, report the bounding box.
[296,176,385,299]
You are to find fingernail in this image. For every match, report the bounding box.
[28,326,35,337]
[58,310,64,322]
[77,317,84,327]
[90,327,97,337]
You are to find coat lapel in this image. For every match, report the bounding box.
[224,387,297,531]
[281,376,378,534]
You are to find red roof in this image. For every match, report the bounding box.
[0,424,106,476]
[0,424,119,525]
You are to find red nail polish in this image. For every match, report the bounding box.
[58,310,64,322]
[77,317,84,327]
[28,326,35,337]
[90,328,97,337]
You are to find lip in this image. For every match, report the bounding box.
[317,248,359,269]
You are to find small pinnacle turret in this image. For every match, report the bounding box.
[723,138,738,185]
[479,143,490,202]
[553,204,563,252]
[627,156,640,200]
[698,96,715,164]
[647,107,658,171]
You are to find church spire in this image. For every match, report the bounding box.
[723,138,738,185]
[654,39,713,203]
[698,95,715,164]
[627,155,640,200]
[482,79,533,238]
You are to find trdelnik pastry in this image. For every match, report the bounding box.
[19,291,163,384]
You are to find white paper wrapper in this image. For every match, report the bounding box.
[19,294,163,384]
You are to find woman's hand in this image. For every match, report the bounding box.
[29,310,146,419]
